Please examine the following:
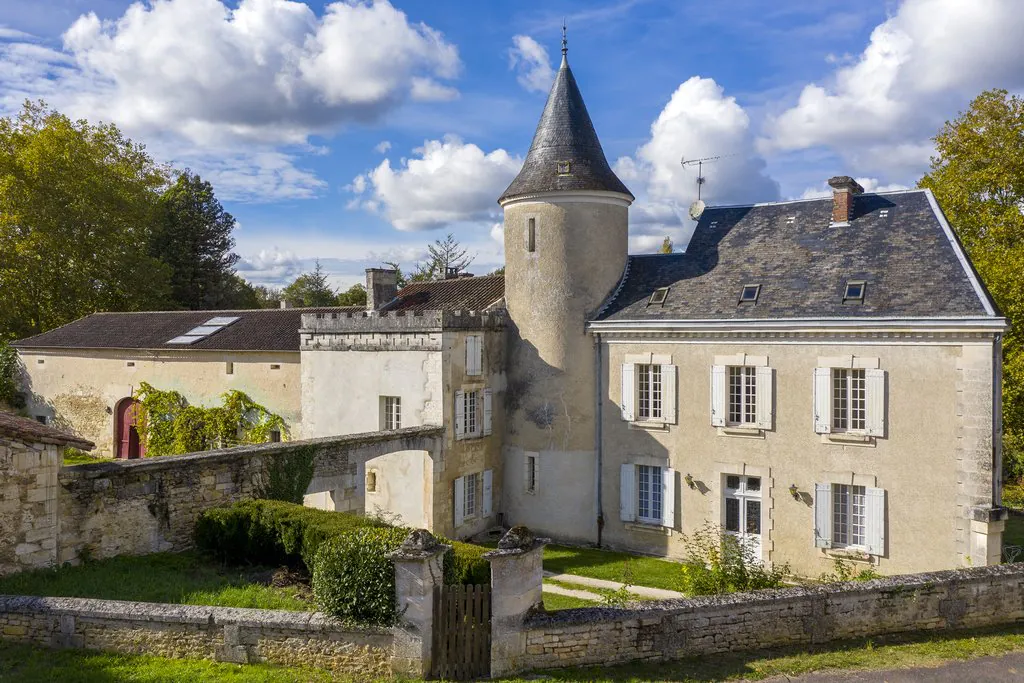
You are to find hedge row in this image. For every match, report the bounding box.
[194,500,491,625]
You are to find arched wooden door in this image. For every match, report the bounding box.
[115,398,145,459]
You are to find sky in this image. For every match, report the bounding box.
[2,0,1024,290]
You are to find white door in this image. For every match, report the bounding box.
[723,475,763,559]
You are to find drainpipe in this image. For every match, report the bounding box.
[594,332,605,547]
[994,331,1004,506]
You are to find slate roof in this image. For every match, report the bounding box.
[382,275,505,313]
[0,411,95,450]
[14,307,362,352]
[499,53,632,203]
[596,190,997,321]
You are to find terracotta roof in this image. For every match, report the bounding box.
[0,411,94,450]
[382,275,505,313]
[14,307,363,352]
[596,190,998,321]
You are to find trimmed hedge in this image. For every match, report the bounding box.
[311,527,409,625]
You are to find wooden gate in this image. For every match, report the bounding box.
[430,584,491,680]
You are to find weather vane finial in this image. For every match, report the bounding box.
[561,19,567,57]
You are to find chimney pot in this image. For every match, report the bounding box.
[827,175,864,225]
[365,268,399,311]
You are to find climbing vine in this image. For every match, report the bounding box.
[133,382,288,456]
[255,444,317,504]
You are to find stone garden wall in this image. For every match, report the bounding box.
[0,596,392,676]
[0,437,60,576]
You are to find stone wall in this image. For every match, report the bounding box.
[517,563,1024,672]
[0,596,392,675]
[0,438,60,575]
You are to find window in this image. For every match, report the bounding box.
[34,415,48,425]
[832,484,866,548]
[739,284,760,303]
[366,470,377,493]
[621,361,677,425]
[464,390,478,436]
[455,388,492,439]
[636,364,663,421]
[724,475,762,558]
[843,281,866,302]
[464,472,479,518]
[36,359,44,365]
[785,215,796,224]
[270,364,281,370]
[727,366,757,426]
[454,469,493,526]
[225,361,234,375]
[268,429,281,443]
[383,396,401,430]
[525,453,538,494]
[556,160,571,175]
[879,209,890,218]
[636,465,663,524]
[814,482,885,554]
[648,287,669,306]
[527,217,536,252]
[466,335,483,376]
[126,361,135,368]
[832,368,866,432]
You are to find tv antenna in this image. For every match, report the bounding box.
[681,154,735,220]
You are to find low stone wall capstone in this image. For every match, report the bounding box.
[0,596,393,675]
[516,563,1024,672]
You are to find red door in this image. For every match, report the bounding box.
[116,398,145,459]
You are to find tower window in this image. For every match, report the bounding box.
[739,284,761,303]
[527,217,536,252]
[556,160,571,175]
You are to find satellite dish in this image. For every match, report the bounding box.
[688,200,706,221]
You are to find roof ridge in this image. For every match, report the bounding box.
[708,188,925,211]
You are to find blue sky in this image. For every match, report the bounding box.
[2,0,1023,290]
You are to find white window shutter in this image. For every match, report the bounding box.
[813,368,832,434]
[865,487,886,556]
[710,365,727,427]
[814,483,832,548]
[454,476,465,527]
[619,464,636,522]
[482,469,493,517]
[620,364,635,422]
[482,389,493,436]
[661,364,677,424]
[474,336,484,376]
[755,366,774,430]
[865,369,886,437]
[661,467,676,528]
[455,390,465,439]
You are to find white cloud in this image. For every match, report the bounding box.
[236,247,305,285]
[350,135,522,231]
[374,140,392,154]
[0,26,34,41]
[614,77,780,251]
[508,35,555,93]
[761,0,1024,169]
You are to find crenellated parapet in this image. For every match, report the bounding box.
[299,309,505,351]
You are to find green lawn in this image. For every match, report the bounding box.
[61,450,109,466]
[542,544,683,591]
[0,552,311,611]
[542,591,600,611]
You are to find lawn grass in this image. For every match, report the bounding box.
[542,591,600,611]
[0,552,311,611]
[61,450,109,466]
[542,544,683,592]
[503,624,1024,682]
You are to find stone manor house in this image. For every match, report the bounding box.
[13,48,1007,578]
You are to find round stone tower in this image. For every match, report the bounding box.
[499,41,633,541]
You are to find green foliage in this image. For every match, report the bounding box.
[281,260,336,307]
[818,557,882,583]
[659,236,674,254]
[919,89,1024,481]
[311,526,409,624]
[445,540,491,585]
[602,558,636,607]
[0,339,21,408]
[335,283,367,307]
[1003,484,1024,510]
[0,100,172,339]
[133,382,287,456]
[153,170,240,310]
[255,445,317,504]
[678,522,789,596]
[411,233,474,281]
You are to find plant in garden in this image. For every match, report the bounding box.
[0,340,21,408]
[818,557,882,583]
[678,521,789,595]
[602,558,636,607]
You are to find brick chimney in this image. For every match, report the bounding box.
[828,176,864,225]
[366,268,398,310]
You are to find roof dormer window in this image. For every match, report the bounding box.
[844,281,866,302]
[556,160,572,175]
[648,287,670,306]
[739,284,761,303]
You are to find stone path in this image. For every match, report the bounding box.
[542,571,686,600]
[763,651,1024,682]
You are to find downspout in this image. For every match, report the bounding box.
[994,331,1004,506]
[594,332,605,547]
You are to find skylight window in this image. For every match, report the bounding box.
[167,335,205,345]
[739,284,761,303]
[844,281,866,302]
[648,287,670,306]
[879,209,890,218]
[165,316,240,345]
[785,216,796,224]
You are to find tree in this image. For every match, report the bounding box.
[660,236,674,254]
[0,101,171,338]
[252,284,284,309]
[411,233,474,281]
[919,88,1024,479]
[281,260,336,307]
[336,283,367,307]
[153,170,240,310]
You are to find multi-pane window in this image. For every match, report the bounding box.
[464,391,478,436]
[832,369,866,431]
[636,465,663,523]
[832,484,866,547]
[727,366,757,425]
[383,396,401,430]
[464,472,479,518]
[636,364,663,421]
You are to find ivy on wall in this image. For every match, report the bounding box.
[255,444,317,504]
[133,382,288,456]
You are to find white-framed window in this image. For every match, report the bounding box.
[464,471,479,518]
[814,482,885,555]
[711,364,773,429]
[455,388,492,439]
[382,396,401,430]
[619,463,675,527]
[620,361,677,424]
[466,335,483,376]
[813,366,885,436]
[525,452,538,494]
[465,391,478,435]
[454,469,493,527]
[723,475,763,558]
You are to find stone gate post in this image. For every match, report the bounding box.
[484,525,549,677]
[389,529,449,677]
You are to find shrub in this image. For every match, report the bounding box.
[818,557,882,583]
[446,541,491,585]
[1004,483,1024,511]
[311,526,408,624]
[678,522,789,596]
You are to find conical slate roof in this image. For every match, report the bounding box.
[499,53,633,203]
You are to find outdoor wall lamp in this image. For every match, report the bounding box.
[789,484,800,500]
[684,473,695,489]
